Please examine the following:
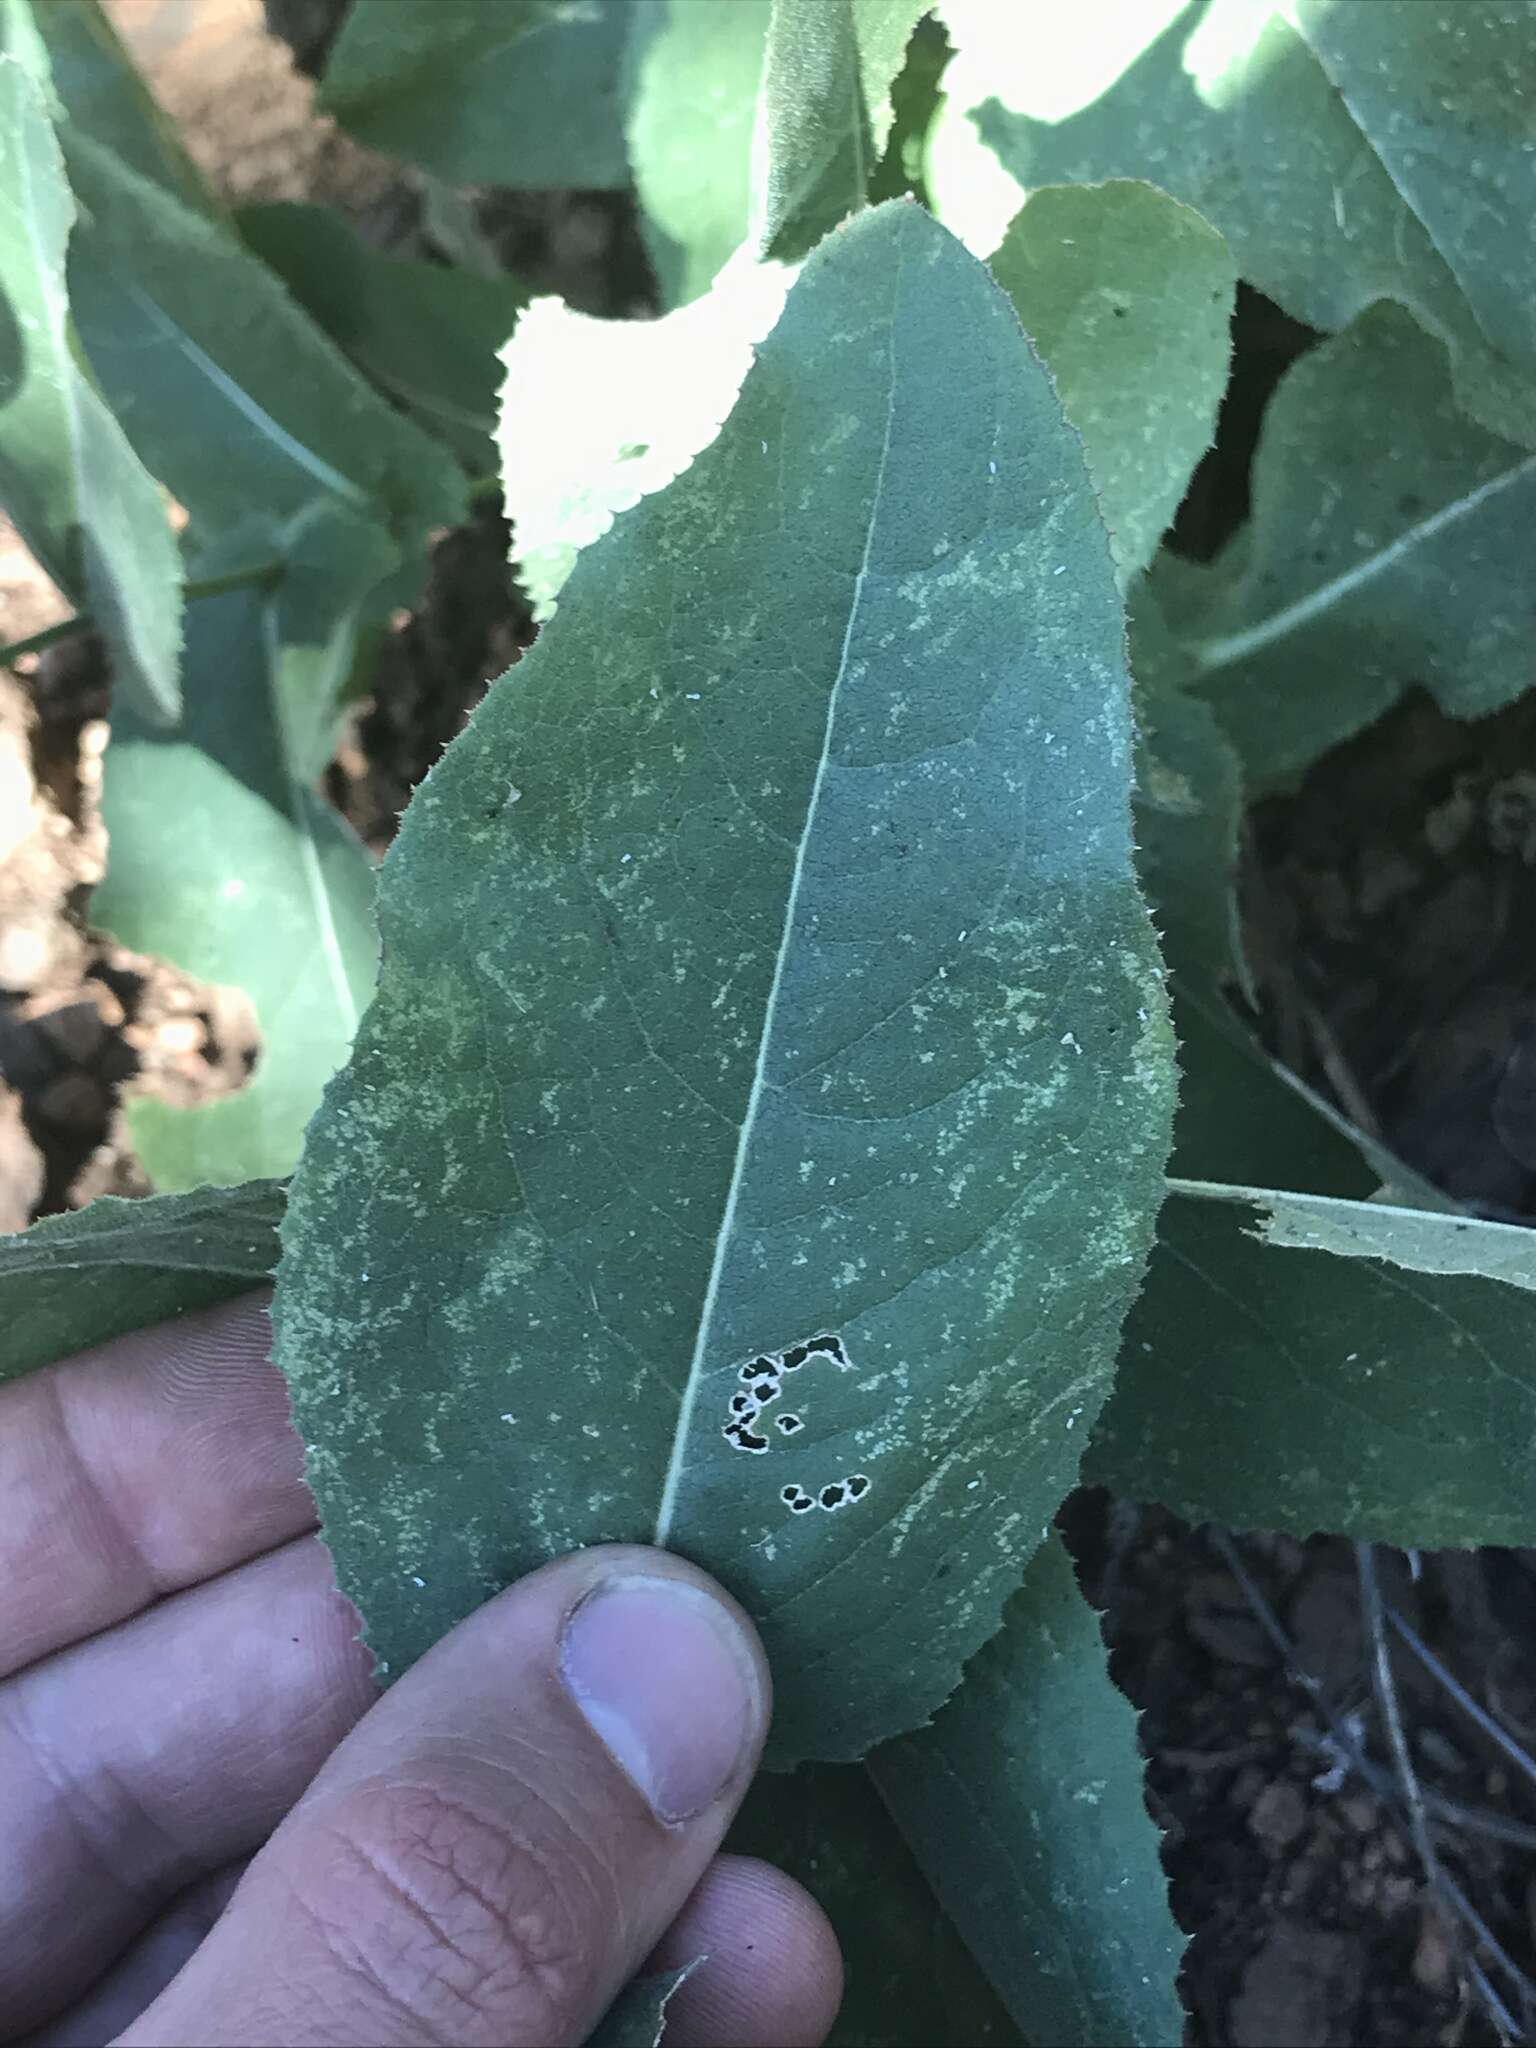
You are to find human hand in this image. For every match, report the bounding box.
[4,1295,842,2047]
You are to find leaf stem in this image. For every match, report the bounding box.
[0,557,286,667]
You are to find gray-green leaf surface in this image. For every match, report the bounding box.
[1296,0,1536,376]
[277,202,1174,1764]
[753,0,928,261]
[950,0,1536,449]
[501,180,1234,618]
[624,0,771,306]
[95,519,382,1190]
[319,0,632,188]
[1089,1180,1536,1548]
[0,1181,283,1385]
[234,202,527,476]
[624,0,926,306]
[0,54,181,721]
[1172,303,1536,788]
[987,180,1233,586]
[31,0,211,210]
[731,1765,1020,2045]
[60,133,464,562]
[872,1536,1184,2048]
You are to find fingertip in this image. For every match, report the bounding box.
[650,1854,844,2048]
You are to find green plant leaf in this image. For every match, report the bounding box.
[59,133,464,561]
[1089,1179,1536,1548]
[276,201,1175,1764]
[318,0,632,189]
[624,0,771,307]
[753,0,928,261]
[1296,0,1536,376]
[1172,302,1536,790]
[587,1965,699,2048]
[31,0,212,210]
[623,0,928,309]
[0,1181,283,1386]
[95,517,383,1190]
[0,54,181,721]
[946,0,1536,449]
[501,182,1231,624]
[731,1765,1021,2046]
[234,201,527,474]
[497,250,793,618]
[988,180,1234,586]
[1129,602,1385,1199]
[872,1535,1184,2048]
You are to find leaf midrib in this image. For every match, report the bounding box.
[1192,449,1536,674]
[652,246,904,1548]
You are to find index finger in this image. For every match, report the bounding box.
[0,1292,316,1678]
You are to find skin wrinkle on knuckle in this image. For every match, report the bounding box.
[279,1776,609,2044]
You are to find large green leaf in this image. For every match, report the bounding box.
[276,202,1175,1764]
[318,0,632,189]
[1089,1179,1536,1548]
[988,181,1233,587]
[1173,302,1536,789]
[753,0,929,260]
[234,201,527,475]
[623,0,928,308]
[1296,0,1536,376]
[31,0,211,210]
[623,0,770,307]
[60,134,464,561]
[944,0,1536,449]
[731,1765,1021,2046]
[0,54,180,721]
[872,1537,1184,2048]
[95,518,383,1190]
[498,250,793,618]
[0,1182,283,1386]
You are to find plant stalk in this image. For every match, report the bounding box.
[0,557,286,667]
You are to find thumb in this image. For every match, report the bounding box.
[118,1546,770,2048]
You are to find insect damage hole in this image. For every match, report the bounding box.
[720,1331,852,1453]
[779,1472,871,1517]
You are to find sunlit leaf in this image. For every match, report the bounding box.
[753,0,929,260]
[0,52,180,721]
[989,181,1233,585]
[873,1537,1183,2048]
[949,0,1536,449]
[276,203,1174,1765]
[624,0,770,306]
[498,249,793,617]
